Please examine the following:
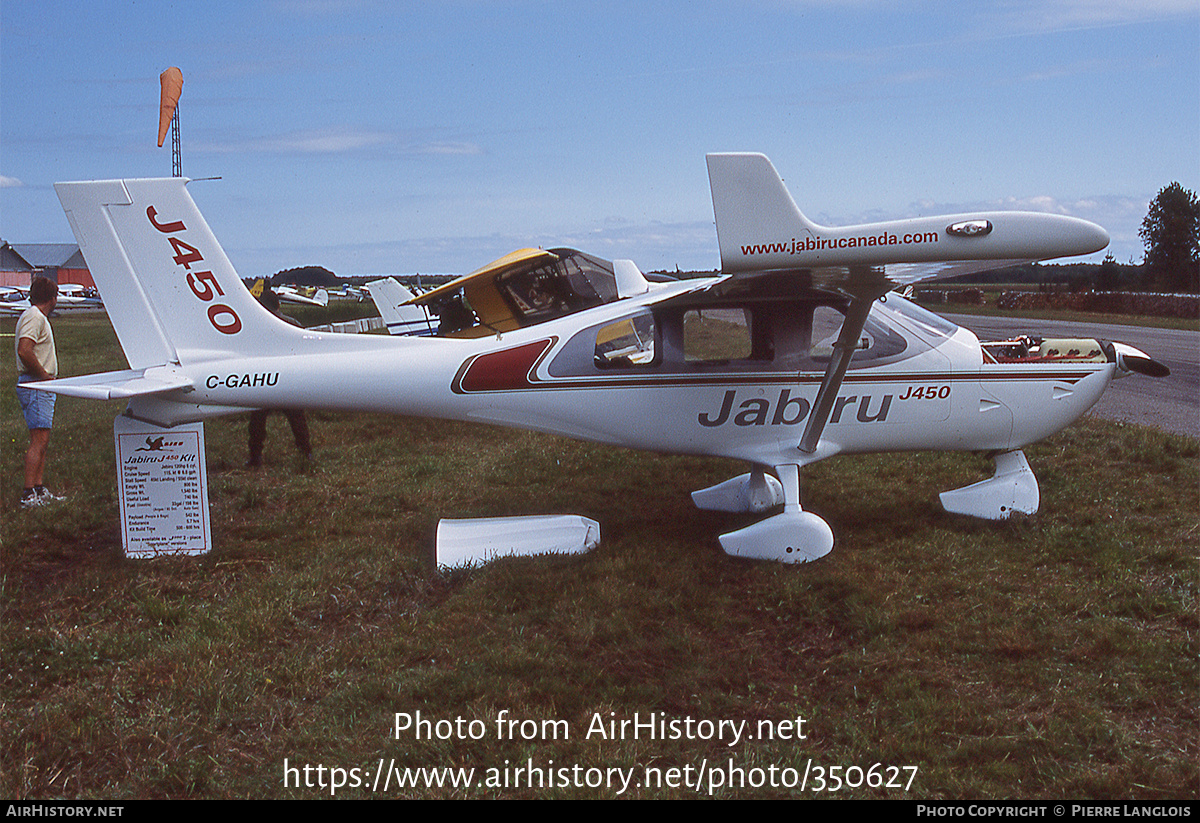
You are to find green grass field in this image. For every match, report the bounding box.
[2,313,1197,799]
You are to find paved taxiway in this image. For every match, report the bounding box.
[944,313,1198,440]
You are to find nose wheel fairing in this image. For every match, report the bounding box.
[718,509,835,563]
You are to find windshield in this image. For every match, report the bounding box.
[491,249,618,323]
[873,294,961,340]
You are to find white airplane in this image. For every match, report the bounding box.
[0,283,104,315]
[0,284,26,300]
[41,153,1166,563]
[335,284,369,302]
[57,283,102,300]
[364,277,436,336]
[275,284,328,307]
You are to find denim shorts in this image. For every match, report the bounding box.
[16,375,55,430]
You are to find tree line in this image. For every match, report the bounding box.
[1139,182,1199,293]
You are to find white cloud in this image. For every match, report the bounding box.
[194,129,482,157]
[985,0,1198,34]
[253,128,392,154]
[0,175,24,188]
[416,142,483,156]
[193,127,391,155]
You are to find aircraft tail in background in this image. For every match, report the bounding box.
[365,277,436,336]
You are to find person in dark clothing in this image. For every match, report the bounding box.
[247,289,313,468]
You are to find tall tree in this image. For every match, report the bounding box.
[1096,253,1120,291]
[1139,182,1200,293]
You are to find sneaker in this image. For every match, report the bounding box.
[20,489,45,508]
[34,486,65,503]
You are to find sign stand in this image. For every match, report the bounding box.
[114,415,211,557]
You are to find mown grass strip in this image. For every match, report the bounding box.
[2,314,1195,798]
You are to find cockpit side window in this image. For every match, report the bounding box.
[548,296,925,378]
[557,251,619,304]
[594,311,657,368]
[683,309,753,364]
[654,300,912,372]
[497,263,572,320]
[808,302,911,369]
[880,295,960,338]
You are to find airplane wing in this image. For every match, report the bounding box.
[703,152,1110,453]
[706,152,1107,294]
[407,248,556,307]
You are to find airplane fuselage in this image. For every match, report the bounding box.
[141,286,1116,470]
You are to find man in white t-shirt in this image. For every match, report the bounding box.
[14,276,64,508]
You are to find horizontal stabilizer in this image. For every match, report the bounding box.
[30,367,193,400]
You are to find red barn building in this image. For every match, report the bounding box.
[0,242,93,288]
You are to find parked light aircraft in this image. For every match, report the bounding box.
[276,284,328,308]
[41,153,1166,562]
[247,277,329,308]
[0,283,104,316]
[367,255,678,338]
[365,277,436,336]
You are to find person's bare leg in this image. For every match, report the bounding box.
[25,428,50,488]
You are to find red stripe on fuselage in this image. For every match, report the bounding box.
[454,338,557,393]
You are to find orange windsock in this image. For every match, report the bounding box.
[158,67,183,147]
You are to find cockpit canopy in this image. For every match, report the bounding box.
[549,291,967,378]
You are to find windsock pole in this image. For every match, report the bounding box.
[171,108,181,178]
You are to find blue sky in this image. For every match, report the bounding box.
[2,1,1197,278]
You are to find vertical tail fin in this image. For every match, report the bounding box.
[365,277,436,336]
[55,178,302,369]
[706,152,823,274]
[613,259,651,298]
